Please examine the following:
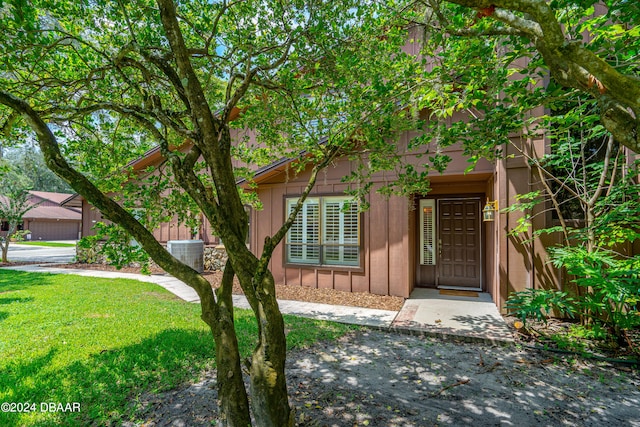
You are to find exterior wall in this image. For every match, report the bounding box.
[81,200,218,244]
[0,193,81,241]
[251,128,497,298]
[253,177,411,297]
[491,135,561,312]
[152,216,218,244]
[82,200,103,237]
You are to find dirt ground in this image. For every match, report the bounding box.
[127,329,639,427]
[30,263,640,425]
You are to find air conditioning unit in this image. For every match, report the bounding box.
[167,240,204,273]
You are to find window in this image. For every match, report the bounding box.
[419,199,436,265]
[0,221,22,232]
[286,196,360,267]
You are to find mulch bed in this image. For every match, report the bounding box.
[46,263,406,311]
[0,261,41,267]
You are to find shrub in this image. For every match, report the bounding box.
[550,246,640,336]
[506,288,576,325]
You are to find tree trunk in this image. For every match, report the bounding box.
[225,244,293,427]
[206,261,252,427]
[248,270,293,427]
[1,240,7,263]
[1,223,17,263]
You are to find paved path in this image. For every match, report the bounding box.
[1,264,513,344]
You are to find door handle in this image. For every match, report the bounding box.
[438,239,442,256]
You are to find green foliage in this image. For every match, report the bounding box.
[75,235,102,264]
[10,229,30,242]
[92,222,151,273]
[3,143,72,192]
[0,160,32,194]
[550,246,640,333]
[0,269,353,426]
[589,173,640,247]
[506,289,577,324]
[547,325,607,353]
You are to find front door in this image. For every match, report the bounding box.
[416,197,482,290]
[437,199,482,289]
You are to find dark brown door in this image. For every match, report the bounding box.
[437,199,481,288]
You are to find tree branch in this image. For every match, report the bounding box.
[0,91,218,308]
[223,36,295,121]
[157,0,221,144]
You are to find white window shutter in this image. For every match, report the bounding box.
[420,199,435,265]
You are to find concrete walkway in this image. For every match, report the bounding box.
[1,264,514,344]
[391,288,514,344]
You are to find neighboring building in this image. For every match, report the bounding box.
[62,146,221,246]
[1,191,81,241]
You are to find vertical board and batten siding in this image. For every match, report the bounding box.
[83,199,217,244]
[369,189,389,295]
[388,191,409,296]
[490,135,563,312]
[254,176,411,297]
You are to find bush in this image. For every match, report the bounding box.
[76,234,102,263]
[77,223,152,274]
[506,288,576,325]
[550,246,640,335]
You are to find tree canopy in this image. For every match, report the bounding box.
[406,0,639,155]
[1,0,637,424]
[2,143,72,192]
[0,1,415,425]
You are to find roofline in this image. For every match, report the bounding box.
[126,106,243,172]
[236,156,293,186]
[60,193,82,205]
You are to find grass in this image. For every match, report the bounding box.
[0,269,355,426]
[12,241,76,248]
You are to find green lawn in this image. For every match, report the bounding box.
[0,270,354,426]
[12,241,76,248]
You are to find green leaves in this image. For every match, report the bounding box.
[550,246,640,332]
[506,288,576,324]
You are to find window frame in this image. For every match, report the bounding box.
[283,194,363,270]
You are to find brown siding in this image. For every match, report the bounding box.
[490,136,563,312]
[388,195,408,296]
[369,189,389,295]
[253,156,493,298]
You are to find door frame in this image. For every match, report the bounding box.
[415,194,485,291]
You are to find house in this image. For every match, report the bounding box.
[61,146,220,246]
[242,129,552,313]
[69,117,563,313]
[1,191,82,241]
[70,14,638,313]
